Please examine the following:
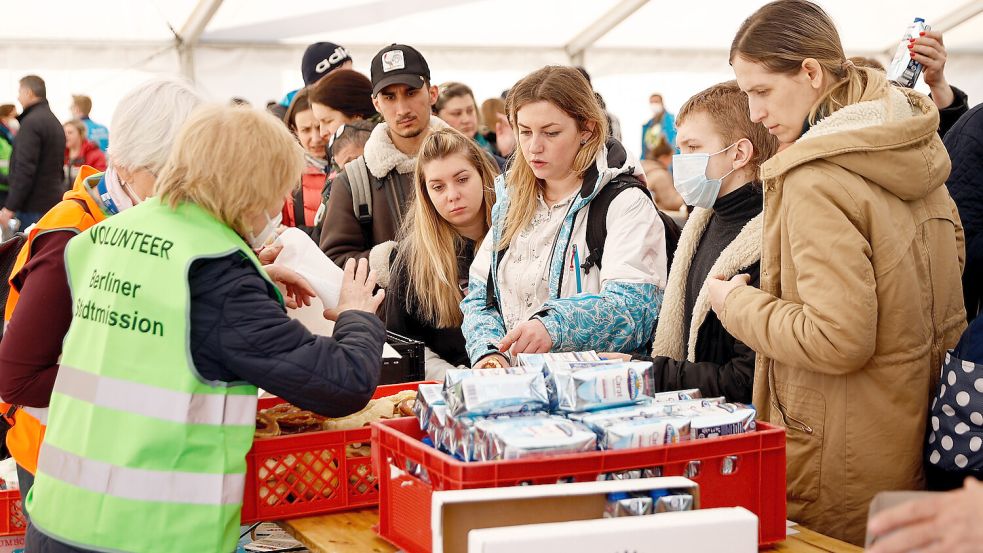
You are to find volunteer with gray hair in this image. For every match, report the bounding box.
[0,78,205,505]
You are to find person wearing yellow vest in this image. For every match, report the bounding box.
[0,79,206,511]
[25,104,387,553]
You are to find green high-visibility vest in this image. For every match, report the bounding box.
[26,197,282,553]
[0,135,11,192]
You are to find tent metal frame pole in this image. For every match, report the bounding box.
[565,0,650,66]
[177,0,224,82]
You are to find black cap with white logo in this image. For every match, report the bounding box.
[302,42,352,86]
[370,44,431,96]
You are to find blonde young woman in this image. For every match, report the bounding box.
[708,0,966,545]
[462,66,667,368]
[24,106,386,553]
[372,128,497,379]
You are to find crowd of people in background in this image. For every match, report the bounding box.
[0,1,982,552]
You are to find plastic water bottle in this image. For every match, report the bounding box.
[887,18,931,88]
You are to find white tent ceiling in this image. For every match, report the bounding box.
[5,0,983,157]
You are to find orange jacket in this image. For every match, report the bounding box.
[2,165,106,473]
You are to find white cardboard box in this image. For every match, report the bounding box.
[432,477,700,553]
[468,507,759,553]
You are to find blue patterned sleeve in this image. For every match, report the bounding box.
[461,275,508,364]
[460,232,508,365]
[535,282,663,354]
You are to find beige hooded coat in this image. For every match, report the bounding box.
[719,75,966,545]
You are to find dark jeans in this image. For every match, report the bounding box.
[26,524,95,553]
[15,211,44,232]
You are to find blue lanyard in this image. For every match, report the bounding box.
[96,175,120,215]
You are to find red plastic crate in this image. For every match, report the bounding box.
[0,489,26,536]
[241,381,430,523]
[371,417,786,552]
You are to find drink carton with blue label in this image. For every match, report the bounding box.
[887,18,931,88]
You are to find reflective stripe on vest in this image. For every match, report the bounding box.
[27,198,280,553]
[37,442,244,505]
[54,364,254,426]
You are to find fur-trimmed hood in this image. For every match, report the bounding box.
[368,240,398,288]
[761,74,948,202]
[363,116,451,179]
[651,207,761,361]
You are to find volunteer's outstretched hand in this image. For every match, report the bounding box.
[258,242,283,265]
[910,29,954,109]
[263,265,315,309]
[499,319,552,355]
[868,477,983,553]
[323,258,384,321]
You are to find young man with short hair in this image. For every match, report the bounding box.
[70,94,109,152]
[647,80,778,403]
[318,44,451,265]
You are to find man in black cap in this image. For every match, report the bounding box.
[279,42,353,108]
[318,44,451,266]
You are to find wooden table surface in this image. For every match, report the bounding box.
[281,509,863,553]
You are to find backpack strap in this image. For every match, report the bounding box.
[582,175,680,274]
[292,185,310,233]
[345,157,373,247]
[657,208,681,273]
[485,245,509,311]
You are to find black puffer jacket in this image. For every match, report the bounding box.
[944,101,983,321]
[6,100,66,213]
[189,251,385,415]
[937,85,969,138]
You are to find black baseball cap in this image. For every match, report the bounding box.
[370,44,431,96]
[302,42,352,86]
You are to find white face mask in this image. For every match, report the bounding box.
[671,143,738,209]
[247,211,282,249]
[650,103,664,116]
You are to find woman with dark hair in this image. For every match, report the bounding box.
[281,88,328,235]
[305,69,381,241]
[308,69,379,142]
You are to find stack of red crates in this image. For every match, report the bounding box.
[371,417,786,553]
[0,489,25,537]
[241,381,428,523]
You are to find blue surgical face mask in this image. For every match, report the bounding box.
[671,143,738,209]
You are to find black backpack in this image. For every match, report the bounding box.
[0,231,26,459]
[581,175,680,275]
[0,232,26,342]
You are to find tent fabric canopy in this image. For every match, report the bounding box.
[4,0,983,156]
